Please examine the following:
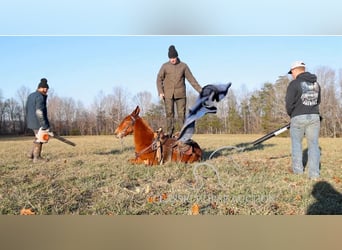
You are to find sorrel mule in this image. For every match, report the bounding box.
[114,106,202,165]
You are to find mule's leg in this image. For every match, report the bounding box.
[194,146,202,162]
[129,157,147,164]
[189,153,200,163]
[129,158,138,164]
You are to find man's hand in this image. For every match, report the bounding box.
[159,93,165,101]
[36,127,51,143]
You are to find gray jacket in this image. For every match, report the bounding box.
[26,91,50,130]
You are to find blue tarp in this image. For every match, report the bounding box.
[178,83,232,143]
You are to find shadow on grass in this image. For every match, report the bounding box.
[302,147,322,172]
[94,146,135,155]
[306,181,342,215]
[204,143,276,160]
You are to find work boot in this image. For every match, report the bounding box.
[32,143,48,163]
[27,139,37,159]
[27,146,34,159]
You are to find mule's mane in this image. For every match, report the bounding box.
[133,116,154,147]
[135,116,153,133]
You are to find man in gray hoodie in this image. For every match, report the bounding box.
[286,61,321,179]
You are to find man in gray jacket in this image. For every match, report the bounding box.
[157,45,202,136]
[26,78,50,163]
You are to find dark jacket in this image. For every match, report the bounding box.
[156,59,202,99]
[26,91,50,130]
[285,72,321,118]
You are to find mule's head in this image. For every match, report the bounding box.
[114,106,140,139]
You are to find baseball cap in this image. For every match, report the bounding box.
[288,61,305,74]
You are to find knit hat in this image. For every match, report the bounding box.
[38,78,49,89]
[168,45,178,58]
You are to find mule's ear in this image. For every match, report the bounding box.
[132,105,140,116]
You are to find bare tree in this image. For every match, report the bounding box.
[273,75,291,124]
[17,86,31,133]
[4,98,21,134]
[48,95,63,134]
[90,87,131,135]
[216,89,242,133]
[235,84,251,134]
[315,66,339,137]
[0,90,4,134]
[1,66,341,137]
[110,87,131,132]
[91,91,106,135]
[132,91,152,116]
[0,98,8,134]
[186,89,198,110]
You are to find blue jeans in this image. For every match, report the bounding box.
[290,114,320,178]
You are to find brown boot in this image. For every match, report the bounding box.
[27,145,34,159]
[27,140,37,159]
[33,143,48,163]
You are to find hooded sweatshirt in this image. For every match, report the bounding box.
[285,72,321,118]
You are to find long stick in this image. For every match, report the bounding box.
[252,123,290,146]
[51,134,76,147]
[208,123,290,160]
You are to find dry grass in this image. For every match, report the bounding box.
[0,134,341,215]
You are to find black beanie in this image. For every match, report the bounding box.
[38,78,49,89]
[168,45,178,58]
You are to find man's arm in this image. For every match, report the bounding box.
[156,65,166,96]
[35,95,50,129]
[285,83,296,117]
[184,65,202,93]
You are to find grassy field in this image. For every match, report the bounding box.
[0,134,341,215]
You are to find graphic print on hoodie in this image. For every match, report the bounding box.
[300,81,320,106]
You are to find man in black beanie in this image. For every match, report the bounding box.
[157,45,202,136]
[37,78,49,89]
[26,78,51,162]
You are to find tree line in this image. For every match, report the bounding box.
[0,66,341,137]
